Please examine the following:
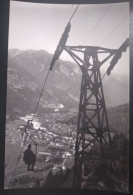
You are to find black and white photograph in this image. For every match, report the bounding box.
[4,0,129,192]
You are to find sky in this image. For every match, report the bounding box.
[8,0,129,77]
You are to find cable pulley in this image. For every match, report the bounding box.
[107,38,129,75]
[49,22,71,71]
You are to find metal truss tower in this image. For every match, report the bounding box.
[64,45,117,188]
[49,22,129,188]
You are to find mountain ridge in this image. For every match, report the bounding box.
[6,49,129,120]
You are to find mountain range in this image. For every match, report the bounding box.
[6,49,129,120]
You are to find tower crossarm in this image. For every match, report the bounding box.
[64,45,117,72]
[65,45,117,53]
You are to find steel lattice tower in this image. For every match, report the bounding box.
[64,45,117,188]
[49,22,129,188]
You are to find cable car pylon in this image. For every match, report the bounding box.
[50,19,129,187]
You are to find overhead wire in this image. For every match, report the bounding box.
[99,14,128,80]
[69,4,79,23]
[81,4,112,45]
[100,14,128,46]
[30,69,50,124]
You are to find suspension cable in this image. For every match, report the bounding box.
[68,4,79,23]
[82,4,112,45]
[101,14,128,46]
[31,69,50,123]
